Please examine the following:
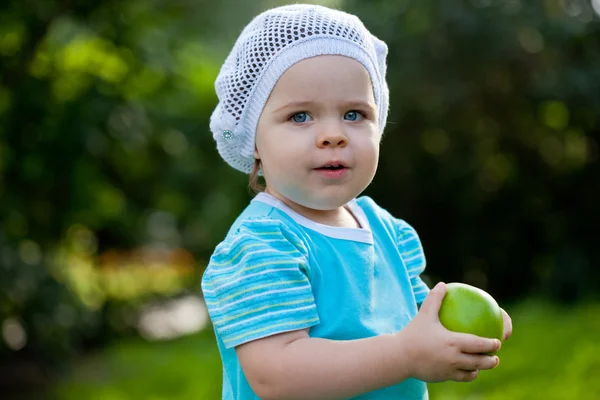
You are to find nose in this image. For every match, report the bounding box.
[316,126,347,148]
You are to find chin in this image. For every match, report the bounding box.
[302,191,358,210]
[275,180,368,210]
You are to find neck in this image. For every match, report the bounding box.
[264,189,360,229]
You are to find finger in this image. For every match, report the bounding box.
[454,333,502,354]
[456,353,499,371]
[453,369,479,382]
[418,282,446,319]
[501,309,513,341]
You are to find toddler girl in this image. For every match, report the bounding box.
[201,4,511,399]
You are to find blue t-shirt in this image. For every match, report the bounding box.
[201,192,430,399]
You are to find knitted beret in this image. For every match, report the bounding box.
[210,4,389,173]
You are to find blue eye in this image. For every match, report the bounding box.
[344,111,362,121]
[291,112,311,123]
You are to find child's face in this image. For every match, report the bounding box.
[255,55,380,211]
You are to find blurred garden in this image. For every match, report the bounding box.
[0,0,599,399]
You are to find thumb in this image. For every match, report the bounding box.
[419,282,447,319]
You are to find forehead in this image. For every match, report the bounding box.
[270,55,375,102]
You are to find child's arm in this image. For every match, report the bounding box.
[236,282,501,400]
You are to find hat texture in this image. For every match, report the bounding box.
[210,4,389,173]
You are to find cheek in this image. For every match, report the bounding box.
[260,137,307,180]
[358,136,379,162]
[265,131,310,159]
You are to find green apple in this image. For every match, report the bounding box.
[438,282,504,354]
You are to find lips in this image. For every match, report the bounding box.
[314,161,349,179]
[315,161,348,170]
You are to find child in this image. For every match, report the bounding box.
[201,4,512,399]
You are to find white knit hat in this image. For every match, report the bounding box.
[210,4,390,174]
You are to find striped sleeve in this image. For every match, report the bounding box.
[395,220,430,305]
[201,217,319,348]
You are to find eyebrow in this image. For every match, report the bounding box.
[274,100,315,114]
[274,100,376,114]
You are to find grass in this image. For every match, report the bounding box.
[52,299,600,400]
[51,329,222,400]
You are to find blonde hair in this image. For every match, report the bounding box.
[248,159,265,194]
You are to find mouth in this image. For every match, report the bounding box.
[314,161,348,171]
[314,161,349,179]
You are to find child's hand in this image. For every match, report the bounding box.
[397,282,501,383]
[501,308,512,342]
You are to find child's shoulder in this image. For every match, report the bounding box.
[355,195,418,235]
[203,202,310,284]
[355,195,382,212]
[225,199,304,241]
[355,195,397,223]
[209,200,308,263]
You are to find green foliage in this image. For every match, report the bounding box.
[0,0,266,366]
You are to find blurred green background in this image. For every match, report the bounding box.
[1,0,599,399]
